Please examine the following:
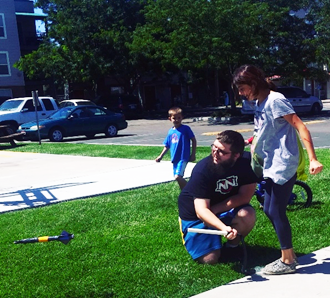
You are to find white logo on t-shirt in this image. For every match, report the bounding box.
[215,176,238,194]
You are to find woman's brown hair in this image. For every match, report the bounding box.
[233,65,276,95]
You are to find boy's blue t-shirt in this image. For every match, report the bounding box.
[163,124,195,163]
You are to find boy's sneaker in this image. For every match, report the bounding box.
[262,258,296,275]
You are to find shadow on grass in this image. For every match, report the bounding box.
[2,134,137,144]
[0,143,28,150]
[287,200,323,212]
[225,244,330,278]
[218,245,281,274]
[301,201,323,210]
[0,144,22,150]
[44,133,136,143]
[245,245,286,269]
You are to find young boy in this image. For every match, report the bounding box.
[155,107,197,189]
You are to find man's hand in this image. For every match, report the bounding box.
[224,226,238,240]
[155,156,162,162]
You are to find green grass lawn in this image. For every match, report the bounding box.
[1,143,329,297]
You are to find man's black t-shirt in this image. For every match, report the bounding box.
[178,155,258,221]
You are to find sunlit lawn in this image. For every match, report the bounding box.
[0,143,329,297]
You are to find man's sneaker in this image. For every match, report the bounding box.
[262,258,296,275]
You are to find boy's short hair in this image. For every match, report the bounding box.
[168,107,182,117]
[216,130,245,155]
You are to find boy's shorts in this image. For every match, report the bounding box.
[179,204,252,260]
[173,160,188,177]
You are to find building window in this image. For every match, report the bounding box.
[0,52,10,76]
[0,14,6,38]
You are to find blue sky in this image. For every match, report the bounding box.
[34,9,46,33]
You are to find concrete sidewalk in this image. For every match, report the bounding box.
[1,151,329,298]
[0,151,194,213]
[191,246,330,298]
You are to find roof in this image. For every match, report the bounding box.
[6,97,53,100]
[15,12,47,19]
[60,99,93,102]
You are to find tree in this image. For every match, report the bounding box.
[130,0,328,106]
[304,0,330,76]
[130,0,290,107]
[16,0,329,107]
[16,0,146,96]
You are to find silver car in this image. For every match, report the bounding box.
[241,86,323,115]
[59,99,96,108]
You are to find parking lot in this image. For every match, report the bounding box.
[56,102,330,148]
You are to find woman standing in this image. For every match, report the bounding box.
[233,65,323,275]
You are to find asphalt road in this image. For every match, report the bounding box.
[56,101,330,149]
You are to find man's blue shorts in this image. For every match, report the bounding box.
[179,204,251,260]
[173,160,188,177]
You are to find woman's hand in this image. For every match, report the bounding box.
[309,160,323,175]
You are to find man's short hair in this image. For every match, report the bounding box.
[216,130,245,155]
[168,107,182,117]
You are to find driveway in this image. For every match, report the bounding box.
[0,151,194,213]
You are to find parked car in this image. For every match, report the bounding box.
[18,105,128,142]
[0,97,58,133]
[277,86,323,114]
[241,86,323,115]
[240,97,256,115]
[59,99,96,108]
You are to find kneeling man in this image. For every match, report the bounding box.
[178,130,258,264]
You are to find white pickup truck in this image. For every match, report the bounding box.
[0,96,59,133]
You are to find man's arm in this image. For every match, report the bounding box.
[194,198,237,240]
[210,183,256,215]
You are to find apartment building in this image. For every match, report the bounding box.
[0,0,45,103]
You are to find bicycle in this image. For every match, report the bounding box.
[255,179,313,211]
[240,150,313,210]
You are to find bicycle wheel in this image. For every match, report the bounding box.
[287,180,313,210]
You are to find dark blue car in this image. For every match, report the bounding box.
[18,105,128,142]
